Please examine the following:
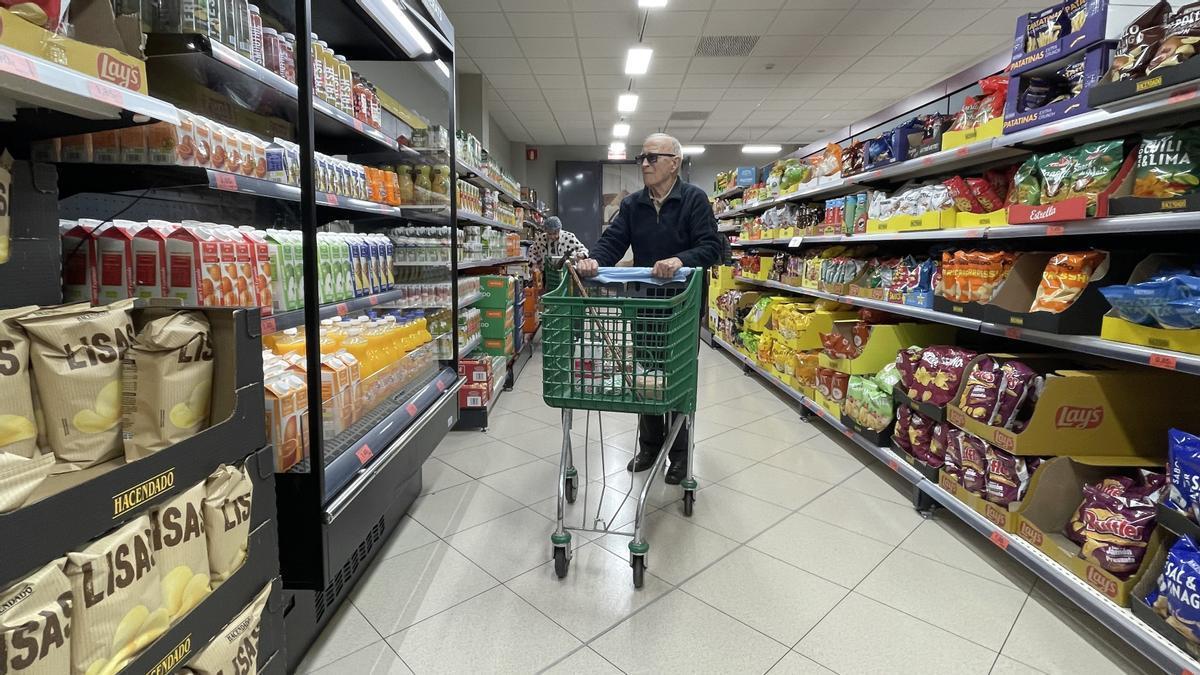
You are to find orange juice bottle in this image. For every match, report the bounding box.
[275,327,306,357]
[342,327,371,374]
[415,314,431,344]
[321,318,346,351]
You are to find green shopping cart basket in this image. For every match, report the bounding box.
[541,268,702,588]
[542,261,564,296]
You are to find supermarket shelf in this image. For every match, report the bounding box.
[711,334,1200,674]
[458,291,483,308]
[456,159,521,204]
[458,210,522,232]
[0,43,179,124]
[261,288,411,334]
[458,255,527,270]
[853,138,1028,184]
[714,184,745,200]
[456,372,507,429]
[145,34,399,155]
[733,276,1200,372]
[460,332,482,356]
[716,177,859,219]
[718,223,742,233]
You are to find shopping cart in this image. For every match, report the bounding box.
[541,264,701,588]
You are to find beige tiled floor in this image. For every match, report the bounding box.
[297,342,1160,675]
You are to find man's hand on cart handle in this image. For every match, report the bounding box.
[652,257,684,279]
[575,258,599,278]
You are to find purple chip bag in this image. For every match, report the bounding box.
[908,410,935,464]
[943,427,965,479]
[1068,479,1159,577]
[893,406,913,455]
[908,346,976,406]
[957,356,1003,422]
[958,432,988,495]
[895,345,923,391]
[926,422,948,469]
[984,446,1032,506]
[989,360,1038,429]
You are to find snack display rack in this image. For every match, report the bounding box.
[704,33,1200,668]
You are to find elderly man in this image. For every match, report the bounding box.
[528,216,588,270]
[576,133,723,484]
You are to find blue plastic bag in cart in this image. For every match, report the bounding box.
[590,267,692,285]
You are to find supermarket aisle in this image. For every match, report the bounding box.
[295,343,1159,675]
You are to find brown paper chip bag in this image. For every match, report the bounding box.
[18,300,136,472]
[203,464,253,585]
[0,557,73,674]
[0,306,42,458]
[64,515,166,675]
[0,451,54,512]
[0,152,11,266]
[150,482,211,622]
[183,582,271,675]
[123,312,214,461]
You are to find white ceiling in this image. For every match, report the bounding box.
[445,0,1044,147]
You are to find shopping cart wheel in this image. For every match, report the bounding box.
[564,476,577,504]
[683,490,695,517]
[631,555,645,588]
[553,547,569,579]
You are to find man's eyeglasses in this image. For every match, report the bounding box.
[635,153,677,165]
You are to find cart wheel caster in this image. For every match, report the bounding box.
[683,490,695,517]
[554,547,569,579]
[565,476,577,504]
[631,555,645,588]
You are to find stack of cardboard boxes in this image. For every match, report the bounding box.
[458,354,506,408]
[477,275,517,357]
[521,282,540,336]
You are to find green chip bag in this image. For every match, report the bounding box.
[1069,140,1125,215]
[1008,156,1042,206]
[1037,150,1077,204]
[1134,130,1200,199]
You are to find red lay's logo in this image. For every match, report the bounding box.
[983,503,1007,527]
[1086,566,1118,597]
[1054,405,1104,429]
[97,53,142,90]
[1018,522,1043,546]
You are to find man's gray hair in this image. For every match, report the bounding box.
[645,133,682,157]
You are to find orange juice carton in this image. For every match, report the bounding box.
[132,219,176,300]
[166,223,222,306]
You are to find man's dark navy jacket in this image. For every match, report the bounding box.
[590,179,724,269]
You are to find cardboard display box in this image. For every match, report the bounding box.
[946,354,1192,463]
[982,250,1135,335]
[941,117,1004,152]
[893,383,946,422]
[955,208,1008,227]
[932,294,989,320]
[1007,140,1138,223]
[938,469,1026,533]
[1017,456,1166,605]
[894,440,941,482]
[1098,254,1200,356]
[0,5,147,91]
[818,322,955,375]
[482,332,515,356]
[1007,0,1132,76]
[865,207,957,234]
[480,304,515,338]
[841,412,892,447]
[1004,44,1108,135]
[476,275,516,309]
[459,382,490,409]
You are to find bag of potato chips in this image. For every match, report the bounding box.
[18,300,136,472]
[0,306,41,458]
[1134,130,1200,198]
[1030,251,1108,313]
[123,312,214,461]
[150,482,211,623]
[204,464,253,585]
[65,515,167,675]
[0,558,73,675]
[0,451,54,513]
[182,582,272,675]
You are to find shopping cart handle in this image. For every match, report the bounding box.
[589,267,692,285]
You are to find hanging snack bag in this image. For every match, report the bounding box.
[183,582,272,675]
[65,516,168,675]
[19,300,137,471]
[150,482,212,622]
[1009,156,1042,206]
[1134,129,1200,198]
[1167,428,1200,522]
[1148,535,1200,643]
[943,176,984,213]
[1038,149,1077,203]
[0,558,73,675]
[908,346,977,407]
[966,177,1003,212]
[204,464,254,584]
[985,447,1034,506]
[123,312,215,461]
[0,306,41,458]
[1107,1,1171,81]
[1147,1,1200,75]
[958,432,988,495]
[1030,251,1108,313]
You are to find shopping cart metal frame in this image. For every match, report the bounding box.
[541,265,701,588]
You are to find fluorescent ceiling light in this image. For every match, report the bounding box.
[617,93,639,112]
[435,59,449,78]
[612,123,630,138]
[609,141,626,152]
[742,144,782,154]
[625,47,653,75]
[383,2,432,55]
[681,145,705,155]
[639,0,668,6]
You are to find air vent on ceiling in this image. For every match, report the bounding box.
[668,111,711,121]
[695,35,759,58]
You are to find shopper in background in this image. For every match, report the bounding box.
[576,133,723,484]
[528,216,588,269]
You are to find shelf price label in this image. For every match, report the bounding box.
[335,303,348,316]
[1005,327,1022,340]
[368,295,379,306]
[355,445,373,465]
[352,118,364,132]
[989,531,1010,550]
[260,317,276,334]
[921,156,935,166]
[1045,225,1065,236]
[1149,353,1178,370]
[436,380,446,392]
[887,459,899,472]
[1169,88,1198,104]
[0,50,36,80]
[954,146,971,157]
[87,81,125,108]
[213,172,239,192]
[788,236,804,248]
[323,193,340,206]
[405,402,419,417]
